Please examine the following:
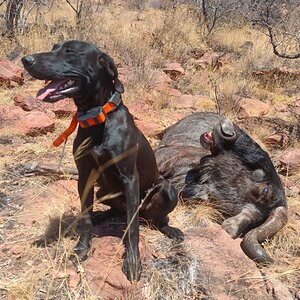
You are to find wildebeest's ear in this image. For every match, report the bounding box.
[98,54,124,93]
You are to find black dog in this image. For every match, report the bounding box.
[22,40,183,281]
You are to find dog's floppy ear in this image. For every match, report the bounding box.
[98,53,124,93]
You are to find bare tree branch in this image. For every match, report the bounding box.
[242,0,300,60]
[196,0,241,35]
[266,25,300,59]
[65,0,78,13]
[19,1,38,34]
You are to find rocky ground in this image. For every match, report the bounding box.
[0,19,300,299]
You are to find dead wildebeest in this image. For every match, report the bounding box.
[21,40,183,281]
[155,112,288,264]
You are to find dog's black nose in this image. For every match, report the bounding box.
[21,55,35,67]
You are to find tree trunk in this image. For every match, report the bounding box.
[5,0,23,38]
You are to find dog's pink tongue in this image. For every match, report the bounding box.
[36,80,65,100]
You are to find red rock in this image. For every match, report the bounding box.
[14,94,45,111]
[162,62,185,80]
[14,93,76,117]
[237,97,270,118]
[253,67,300,80]
[83,235,148,299]
[266,279,294,300]
[279,148,300,174]
[55,268,81,291]
[46,98,76,117]
[126,101,165,137]
[218,53,232,67]
[183,226,293,299]
[14,94,55,119]
[275,103,288,112]
[9,244,26,256]
[188,48,205,59]
[153,70,173,88]
[126,102,155,120]
[0,59,24,86]
[135,119,164,138]
[68,270,81,290]
[0,105,55,136]
[24,111,55,136]
[263,133,289,149]
[155,85,182,98]
[169,94,199,109]
[194,52,224,70]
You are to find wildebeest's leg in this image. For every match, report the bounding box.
[73,171,94,260]
[141,176,184,241]
[116,159,141,282]
[241,206,288,264]
[221,204,264,239]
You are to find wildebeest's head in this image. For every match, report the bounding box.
[21,40,124,111]
[183,117,286,215]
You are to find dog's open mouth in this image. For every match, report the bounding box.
[37,79,80,102]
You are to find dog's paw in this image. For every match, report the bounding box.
[160,225,184,242]
[72,240,90,262]
[221,218,240,239]
[122,253,141,282]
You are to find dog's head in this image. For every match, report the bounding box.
[21,40,124,111]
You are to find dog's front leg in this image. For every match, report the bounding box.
[119,164,141,282]
[73,171,94,260]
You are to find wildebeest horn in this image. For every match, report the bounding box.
[241,206,288,264]
[220,119,236,141]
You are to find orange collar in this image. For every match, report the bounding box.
[53,92,122,147]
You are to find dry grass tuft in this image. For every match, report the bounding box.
[144,238,203,300]
[265,207,300,260]
[0,273,38,300]
[171,201,223,231]
[151,5,206,63]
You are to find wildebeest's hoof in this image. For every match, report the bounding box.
[122,253,141,282]
[160,225,184,242]
[221,218,240,239]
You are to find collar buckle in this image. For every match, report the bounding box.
[53,92,122,146]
